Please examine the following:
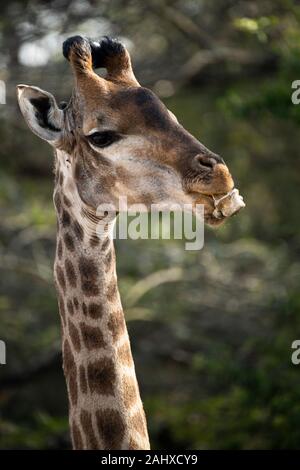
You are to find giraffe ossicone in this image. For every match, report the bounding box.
[17,35,245,450]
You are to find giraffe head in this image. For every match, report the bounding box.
[17,36,244,227]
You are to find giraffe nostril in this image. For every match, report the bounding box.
[194,154,216,171]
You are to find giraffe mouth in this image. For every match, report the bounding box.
[192,188,245,226]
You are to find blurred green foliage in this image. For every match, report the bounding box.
[1,0,300,450]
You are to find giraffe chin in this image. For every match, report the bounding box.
[191,200,226,227]
[204,213,227,227]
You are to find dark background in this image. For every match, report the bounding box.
[1,0,300,449]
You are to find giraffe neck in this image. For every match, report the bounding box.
[53,155,150,450]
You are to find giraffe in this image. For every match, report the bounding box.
[17,36,244,450]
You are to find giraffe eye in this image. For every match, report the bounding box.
[87,131,120,148]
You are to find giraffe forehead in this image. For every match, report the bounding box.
[72,86,173,134]
[111,87,172,130]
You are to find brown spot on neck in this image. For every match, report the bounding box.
[73,220,84,240]
[80,410,98,449]
[65,259,77,288]
[123,375,138,408]
[54,192,62,214]
[73,297,79,310]
[71,420,84,449]
[106,280,118,302]
[57,294,66,326]
[131,410,148,439]
[67,299,74,315]
[64,232,75,252]
[55,265,66,293]
[63,339,78,406]
[62,209,71,227]
[68,319,81,352]
[80,322,106,350]
[57,239,63,260]
[78,256,100,297]
[88,302,103,319]
[79,365,88,394]
[96,408,125,450]
[108,309,125,342]
[87,357,116,396]
[118,342,133,366]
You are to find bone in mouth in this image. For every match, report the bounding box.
[212,188,245,219]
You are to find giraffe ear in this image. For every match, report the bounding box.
[17,85,64,145]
